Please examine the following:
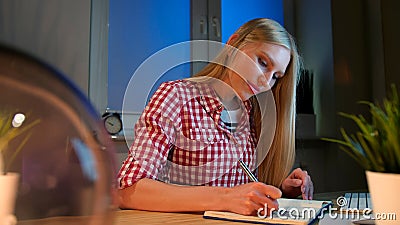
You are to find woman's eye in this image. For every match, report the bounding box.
[258,57,267,67]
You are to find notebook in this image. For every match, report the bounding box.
[203,198,333,225]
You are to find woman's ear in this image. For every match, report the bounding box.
[226,33,239,46]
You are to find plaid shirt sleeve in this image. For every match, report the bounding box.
[117,81,182,189]
[118,79,256,188]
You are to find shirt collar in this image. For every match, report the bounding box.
[187,78,253,115]
[195,83,224,114]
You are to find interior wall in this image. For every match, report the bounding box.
[293,0,336,138]
[89,0,109,113]
[284,0,338,193]
[381,0,400,90]
[329,0,372,191]
[107,0,191,112]
[285,0,399,192]
[284,0,374,192]
[0,0,91,95]
[329,0,400,191]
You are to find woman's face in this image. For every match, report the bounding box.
[226,41,291,100]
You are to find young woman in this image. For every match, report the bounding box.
[117,18,313,216]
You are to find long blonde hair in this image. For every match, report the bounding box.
[192,18,301,187]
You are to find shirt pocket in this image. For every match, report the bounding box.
[188,127,225,144]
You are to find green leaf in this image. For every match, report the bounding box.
[356,132,382,171]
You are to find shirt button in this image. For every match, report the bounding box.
[207,137,213,142]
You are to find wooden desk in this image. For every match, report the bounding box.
[17,208,359,225]
[17,210,251,225]
[17,192,363,225]
[115,210,251,225]
[115,209,358,225]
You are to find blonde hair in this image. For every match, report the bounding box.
[192,18,302,187]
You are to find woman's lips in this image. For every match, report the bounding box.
[247,81,261,94]
[247,77,271,94]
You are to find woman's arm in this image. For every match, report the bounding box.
[118,178,281,216]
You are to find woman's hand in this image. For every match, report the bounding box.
[281,168,313,200]
[224,182,282,216]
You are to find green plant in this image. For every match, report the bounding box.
[0,111,40,174]
[322,84,400,173]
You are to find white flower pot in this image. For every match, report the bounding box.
[0,172,19,225]
[366,171,400,225]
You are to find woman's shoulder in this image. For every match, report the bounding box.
[157,79,184,89]
[144,79,203,117]
[159,78,199,89]
[157,78,211,95]
[149,79,196,103]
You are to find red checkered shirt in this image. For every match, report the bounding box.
[117,79,258,188]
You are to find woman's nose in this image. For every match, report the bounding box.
[263,71,278,88]
[257,74,274,89]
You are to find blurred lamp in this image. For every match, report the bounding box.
[0,45,117,224]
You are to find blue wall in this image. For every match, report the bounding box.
[108,0,191,111]
[221,0,283,43]
[108,0,283,112]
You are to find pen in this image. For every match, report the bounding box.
[238,159,259,182]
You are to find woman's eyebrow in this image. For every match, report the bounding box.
[259,51,274,66]
[259,51,285,75]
